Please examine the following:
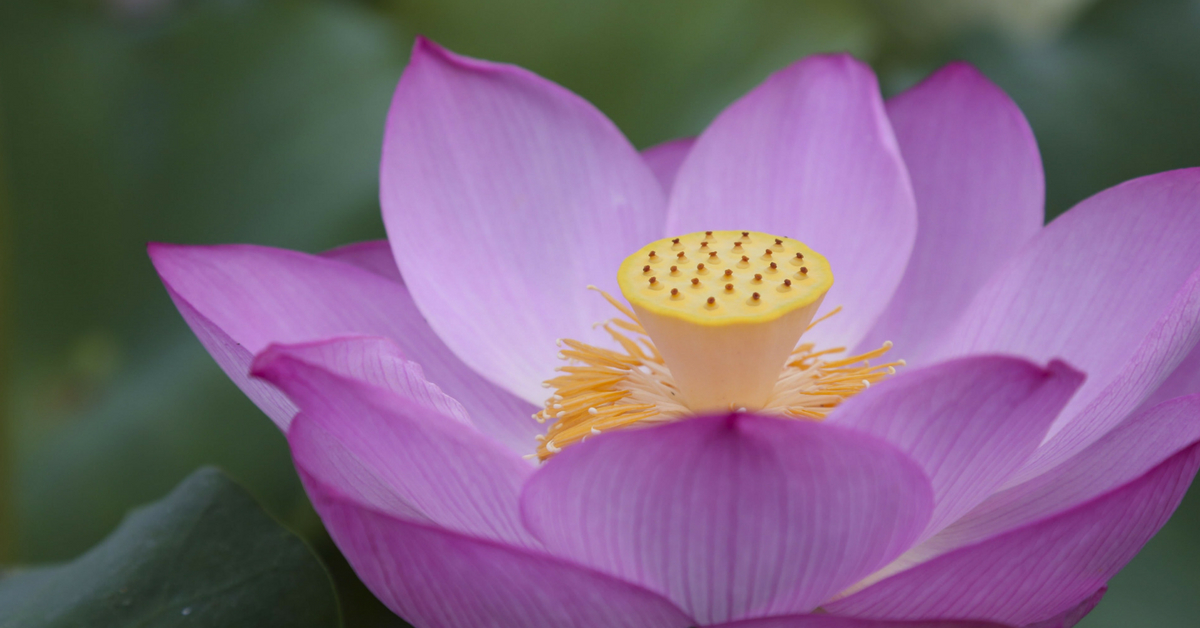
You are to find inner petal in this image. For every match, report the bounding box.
[535,231,900,460]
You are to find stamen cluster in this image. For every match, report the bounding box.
[534,293,902,461]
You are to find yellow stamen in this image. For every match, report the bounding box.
[535,231,899,462]
[535,290,894,461]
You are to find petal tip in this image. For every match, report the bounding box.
[751,52,876,95]
[248,345,288,382]
[410,34,454,66]
[406,34,506,78]
[146,240,180,263]
[1044,358,1087,386]
[146,242,171,272]
[925,60,1014,105]
[786,51,874,82]
[147,241,196,283]
[805,50,863,66]
[938,59,987,79]
[411,34,437,53]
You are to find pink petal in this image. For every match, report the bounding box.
[520,414,933,625]
[260,336,474,425]
[320,239,403,283]
[290,416,428,523]
[158,276,298,426]
[666,54,917,351]
[825,443,1200,625]
[927,169,1200,479]
[859,63,1044,358]
[149,243,540,452]
[1014,265,1200,482]
[1024,588,1106,628]
[255,341,537,546]
[828,356,1084,540]
[711,616,1008,628]
[642,136,695,195]
[1136,341,1200,412]
[299,471,694,628]
[380,38,666,405]
[921,394,1200,554]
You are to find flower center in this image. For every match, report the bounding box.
[620,230,834,411]
[533,230,901,461]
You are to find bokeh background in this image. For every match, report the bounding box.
[2,0,1199,625]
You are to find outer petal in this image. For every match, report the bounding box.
[926,169,1200,479]
[298,471,693,628]
[259,336,474,425]
[1024,588,1105,628]
[520,414,933,625]
[254,341,537,546]
[642,137,695,195]
[149,243,539,452]
[859,63,1044,357]
[381,38,666,405]
[714,596,1103,628]
[922,394,1200,553]
[1014,265,1200,481]
[1137,340,1200,411]
[825,443,1200,625]
[828,356,1083,540]
[320,239,403,282]
[666,54,917,351]
[711,617,1007,628]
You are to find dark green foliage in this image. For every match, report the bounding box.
[0,468,340,628]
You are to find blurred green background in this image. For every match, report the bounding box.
[2,0,1199,625]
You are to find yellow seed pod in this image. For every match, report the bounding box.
[617,230,832,412]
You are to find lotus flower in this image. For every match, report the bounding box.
[149,38,1200,628]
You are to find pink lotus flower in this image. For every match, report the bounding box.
[149,38,1200,628]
